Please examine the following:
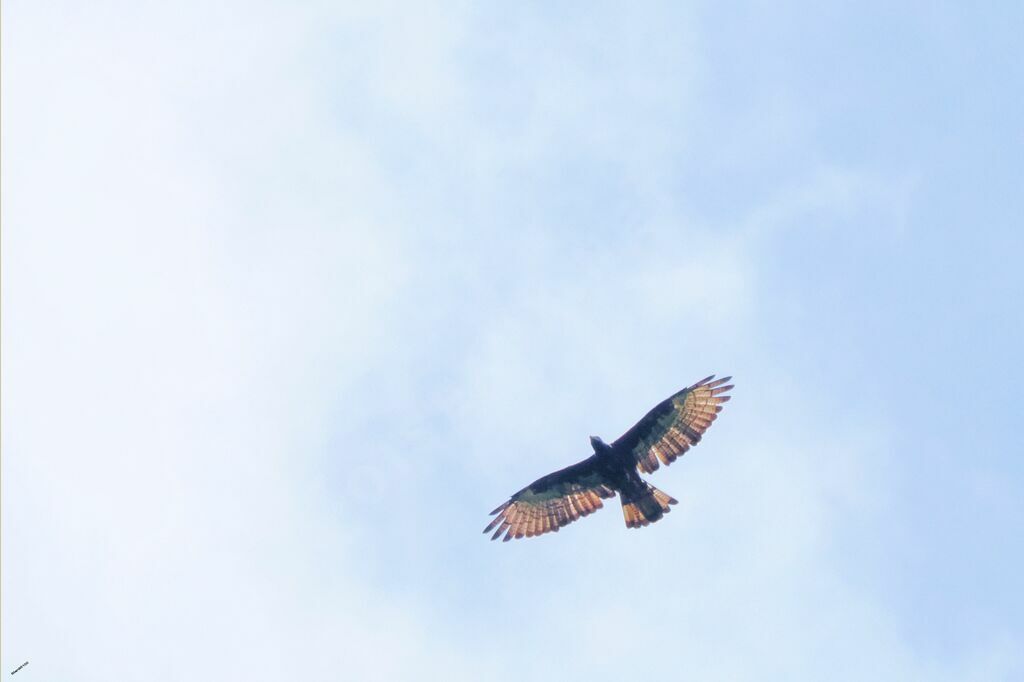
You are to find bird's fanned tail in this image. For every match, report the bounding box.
[621,482,677,528]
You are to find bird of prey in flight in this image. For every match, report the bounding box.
[484,375,733,542]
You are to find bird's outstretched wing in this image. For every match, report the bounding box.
[612,375,733,474]
[484,456,616,542]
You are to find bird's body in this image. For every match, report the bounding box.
[587,436,656,516]
[484,375,733,541]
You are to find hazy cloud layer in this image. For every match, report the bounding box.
[4,2,1021,680]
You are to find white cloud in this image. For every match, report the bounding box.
[3,2,1019,681]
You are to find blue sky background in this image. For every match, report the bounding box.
[3,2,1022,680]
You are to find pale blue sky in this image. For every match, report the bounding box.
[3,2,1022,680]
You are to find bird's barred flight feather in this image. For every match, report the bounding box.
[613,375,733,474]
[483,458,616,542]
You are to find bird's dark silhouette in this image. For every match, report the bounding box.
[484,375,733,541]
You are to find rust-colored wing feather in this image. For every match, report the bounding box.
[483,456,616,542]
[612,375,734,474]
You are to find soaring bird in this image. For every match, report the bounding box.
[484,375,733,541]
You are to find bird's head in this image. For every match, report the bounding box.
[589,435,606,450]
